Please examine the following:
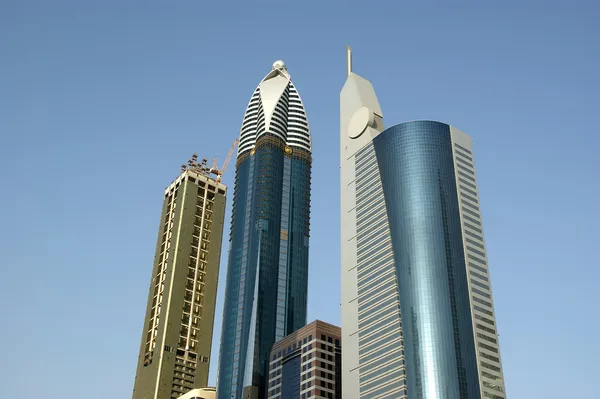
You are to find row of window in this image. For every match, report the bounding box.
[357,238,391,265]
[180,198,208,362]
[358,301,400,331]
[360,338,403,365]
[454,146,504,381]
[362,378,407,399]
[144,193,179,358]
[355,174,382,198]
[361,360,404,387]
[301,351,335,363]
[361,370,405,394]
[355,143,406,390]
[356,218,389,250]
[356,199,386,227]
[484,392,505,399]
[273,334,314,359]
[358,270,395,297]
[358,287,397,315]
[357,255,394,284]
[356,184,383,207]
[358,322,402,351]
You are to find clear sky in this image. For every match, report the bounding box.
[1,1,598,398]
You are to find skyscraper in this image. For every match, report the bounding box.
[133,156,227,399]
[217,61,312,399]
[340,47,506,398]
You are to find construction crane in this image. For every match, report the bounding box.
[210,139,239,182]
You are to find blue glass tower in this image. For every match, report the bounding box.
[217,60,311,399]
[340,47,506,399]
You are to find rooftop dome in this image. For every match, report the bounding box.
[272,60,287,70]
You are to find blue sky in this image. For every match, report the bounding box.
[1,1,599,398]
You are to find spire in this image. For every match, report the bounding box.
[346,45,352,77]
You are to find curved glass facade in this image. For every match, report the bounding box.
[217,135,311,399]
[373,121,481,398]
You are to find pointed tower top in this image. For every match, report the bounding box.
[346,45,352,77]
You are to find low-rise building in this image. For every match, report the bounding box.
[267,320,341,399]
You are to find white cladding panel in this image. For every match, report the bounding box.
[450,126,507,398]
[238,63,311,155]
[340,59,405,398]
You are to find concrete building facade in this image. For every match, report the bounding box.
[267,320,341,399]
[133,158,227,399]
[340,47,506,399]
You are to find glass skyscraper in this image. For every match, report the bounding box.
[217,60,312,399]
[340,47,506,398]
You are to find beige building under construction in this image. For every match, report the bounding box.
[132,154,229,399]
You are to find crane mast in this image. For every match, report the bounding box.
[210,139,239,182]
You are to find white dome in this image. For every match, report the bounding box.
[272,60,286,70]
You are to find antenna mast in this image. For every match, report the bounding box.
[346,45,352,77]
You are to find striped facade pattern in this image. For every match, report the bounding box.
[451,140,507,399]
[354,143,407,399]
[238,75,310,156]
